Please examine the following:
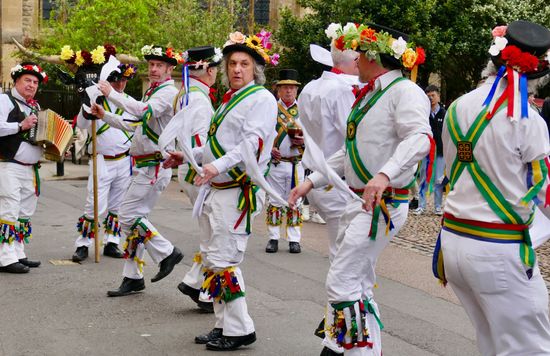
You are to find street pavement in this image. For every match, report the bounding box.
[0,161,481,356]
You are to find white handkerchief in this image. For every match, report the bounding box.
[100,56,121,81]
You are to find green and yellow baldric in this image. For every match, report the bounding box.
[139,83,171,144]
[173,85,209,114]
[432,100,547,285]
[274,102,300,150]
[86,98,132,146]
[345,77,408,239]
[207,84,265,233]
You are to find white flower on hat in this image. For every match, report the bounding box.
[325,23,342,40]
[152,47,162,56]
[213,47,222,62]
[391,37,408,59]
[10,64,23,75]
[32,65,40,72]
[488,36,508,56]
[141,45,152,55]
[343,22,358,34]
[546,50,550,64]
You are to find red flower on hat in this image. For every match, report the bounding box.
[335,36,346,51]
[501,45,539,73]
[104,44,117,59]
[166,47,174,58]
[415,47,426,65]
[360,28,377,43]
[80,50,93,66]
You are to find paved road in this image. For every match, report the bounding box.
[0,174,480,356]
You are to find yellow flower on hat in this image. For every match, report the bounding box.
[401,48,418,69]
[246,35,263,51]
[75,51,85,66]
[60,45,74,61]
[91,46,106,64]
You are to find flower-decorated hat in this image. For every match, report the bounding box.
[222,29,279,66]
[276,69,301,86]
[184,46,223,69]
[325,22,425,74]
[489,20,550,79]
[141,45,185,66]
[107,64,138,82]
[59,44,117,67]
[11,61,48,83]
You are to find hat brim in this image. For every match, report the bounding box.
[223,44,266,66]
[144,54,178,66]
[276,80,301,86]
[12,70,44,83]
[491,56,550,79]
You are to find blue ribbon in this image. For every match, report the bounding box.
[482,65,506,107]
[520,73,528,119]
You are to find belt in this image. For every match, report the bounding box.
[103,150,130,161]
[0,159,41,196]
[279,155,302,163]
[133,152,163,167]
[211,180,241,190]
[442,213,528,243]
[348,186,409,203]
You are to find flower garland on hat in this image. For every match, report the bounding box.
[182,47,223,70]
[224,29,280,65]
[10,63,48,83]
[59,44,117,67]
[141,45,186,64]
[325,22,425,80]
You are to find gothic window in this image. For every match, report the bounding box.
[255,0,270,25]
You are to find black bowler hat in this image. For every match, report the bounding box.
[186,46,222,69]
[276,69,301,86]
[141,45,179,66]
[11,61,48,83]
[491,20,550,79]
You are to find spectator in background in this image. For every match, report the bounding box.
[413,85,446,216]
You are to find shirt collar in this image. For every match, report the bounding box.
[11,88,27,102]
[278,98,297,109]
[232,80,255,96]
[189,77,210,93]
[376,70,403,91]
[431,103,441,116]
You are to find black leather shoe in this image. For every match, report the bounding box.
[18,258,41,268]
[289,242,301,254]
[72,246,88,262]
[195,328,223,344]
[265,239,278,253]
[177,282,200,303]
[103,242,124,258]
[197,300,214,313]
[107,277,145,297]
[0,262,30,273]
[314,317,325,339]
[409,197,419,210]
[151,247,183,283]
[205,332,256,351]
[320,346,343,356]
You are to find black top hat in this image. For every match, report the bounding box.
[276,69,301,85]
[223,44,267,66]
[493,20,550,79]
[11,61,48,83]
[186,46,222,68]
[143,45,178,66]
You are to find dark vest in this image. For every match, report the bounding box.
[0,93,28,160]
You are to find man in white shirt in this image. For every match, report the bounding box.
[433,21,550,355]
[265,68,305,254]
[290,23,430,355]
[162,45,222,313]
[189,30,278,351]
[0,62,48,273]
[94,45,183,296]
[72,64,137,262]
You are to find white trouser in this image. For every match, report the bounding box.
[326,200,408,355]
[199,187,265,336]
[119,166,174,279]
[441,230,550,356]
[0,162,38,266]
[75,155,132,247]
[266,160,304,242]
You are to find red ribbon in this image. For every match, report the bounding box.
[222,89,236,104]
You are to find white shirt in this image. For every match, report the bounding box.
[298,71,358,159]
[105,80,178,156]
[443,75,550,222]
[0,88,43,163]
[195,81,278,184]
[76,97,132,156]
[275,99,302,158]
[309,70,431,189]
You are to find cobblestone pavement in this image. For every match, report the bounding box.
[396,202,550,283]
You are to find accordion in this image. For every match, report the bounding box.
[28,109,73,161]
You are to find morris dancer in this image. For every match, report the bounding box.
[433,21,550,355]
[291,23,429,355]
[265,69,305,254]
[0,62,48,273]
[94,45,183,296]
[162,45,222,312]
[72,64,137,262]
[190,30,278,351]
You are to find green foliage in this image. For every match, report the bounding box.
[277,0,549,102]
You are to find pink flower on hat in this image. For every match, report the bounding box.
[492,26,507,38]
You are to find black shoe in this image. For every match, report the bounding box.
[151,247,183,283]
[320,346,343,356]
[177,282,200,303]
[0,262,30,274]
[107,277,145,297]
[103,242,124,258]
[289,242,301,254]
[18,258,41,268]
[409,198,419,210]
[72,246,88,262]
[197,300,214,313]
[205,332,256,351]
[314,317,325,339]
[265,239,278,253]
[195,328,223,344]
